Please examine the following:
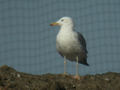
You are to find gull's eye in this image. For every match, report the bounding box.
[61,19,64,22]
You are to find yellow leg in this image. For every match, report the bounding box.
[74,56,80,80]
[76,56,79,76]
[64,56,67,75]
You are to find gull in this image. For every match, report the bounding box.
[50,17,89,79]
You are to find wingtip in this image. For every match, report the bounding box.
[86,63,90,66]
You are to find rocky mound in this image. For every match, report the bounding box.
[0,65,120,90]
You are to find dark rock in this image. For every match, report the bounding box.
[0,65,120,90]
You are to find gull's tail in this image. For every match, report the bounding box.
[79,58,89,66]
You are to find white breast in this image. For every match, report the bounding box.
[56,29,81,54]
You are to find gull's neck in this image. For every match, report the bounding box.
[60,24,74,32]
[57,24,75,40]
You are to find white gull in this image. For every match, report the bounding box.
[50,17,88,79]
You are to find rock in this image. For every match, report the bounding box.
[0,65,120,90]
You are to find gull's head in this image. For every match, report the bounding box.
[50,17,74,27]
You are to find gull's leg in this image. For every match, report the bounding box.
[64,56,67,75]
[76,56,79,76]
[74,56,80,79]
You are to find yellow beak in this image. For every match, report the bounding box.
[50,22,60,26]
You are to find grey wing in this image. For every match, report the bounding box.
[77,32,88,53]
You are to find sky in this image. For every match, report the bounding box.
[0,0,120,75]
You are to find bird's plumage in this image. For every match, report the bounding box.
[51,17,89,66]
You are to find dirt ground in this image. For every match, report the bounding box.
[0,65,120,90]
